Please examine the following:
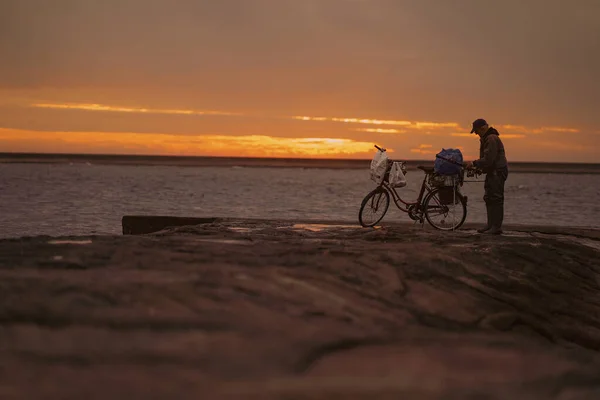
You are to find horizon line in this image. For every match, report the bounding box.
[0,151,599,166]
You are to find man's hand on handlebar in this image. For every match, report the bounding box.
[466,167,483,178]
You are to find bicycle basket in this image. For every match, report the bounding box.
[429,174,457,188]
[437,187,459,205]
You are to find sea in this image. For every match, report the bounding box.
[1,159,600,239]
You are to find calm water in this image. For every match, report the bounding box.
[1,163,599,238]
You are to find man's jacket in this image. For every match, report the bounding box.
[473,127,508,172]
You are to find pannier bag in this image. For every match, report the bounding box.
[370,149,389,184]
[389,162,407,188]
[434,148,463,175]
[437,187,460,205]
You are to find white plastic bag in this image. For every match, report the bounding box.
[370,150,389,184]
[389,162,407,188]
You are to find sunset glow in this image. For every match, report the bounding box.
[25,102,583,140]
[0,128,379,158]
[1,100,595,161]
[1,1,598,163]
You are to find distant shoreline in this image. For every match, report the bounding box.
[1,152,599,174]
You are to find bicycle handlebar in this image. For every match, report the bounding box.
[374,144,386,152]
[466,168,483,178]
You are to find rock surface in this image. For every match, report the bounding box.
[1,220,600,399]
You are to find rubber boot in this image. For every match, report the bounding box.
[477,204,492,233]
[486,204,504,235]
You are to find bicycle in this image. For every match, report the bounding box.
[358,145,482,230]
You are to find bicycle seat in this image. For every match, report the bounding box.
[417,166,435,174]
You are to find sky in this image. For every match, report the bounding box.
[1,0,599,162]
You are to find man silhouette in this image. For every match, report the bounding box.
[465,119,508,235]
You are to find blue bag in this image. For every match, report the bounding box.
[434,148,463,175]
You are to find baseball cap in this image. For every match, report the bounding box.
[470,118,487,133]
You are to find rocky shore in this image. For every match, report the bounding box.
[1,218,599,399]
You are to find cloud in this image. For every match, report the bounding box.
[496,124,528,133]
[292,115,414,126]
[537,140,590,152]
[451,133,526,139]
[412,122,460,129]
[26,103,584,139]
[31,102,242,117]
[538,127,580,133]
[409,149,436,155]
[28,102,465,132]
[500,134,527,139]
[292,115,461,130]
[498,124,579,134]
[410,144,436,155]
[0,127,379,158]
[353,128,405,134]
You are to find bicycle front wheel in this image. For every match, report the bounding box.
[423,187,467,230]
[358,187,390,227]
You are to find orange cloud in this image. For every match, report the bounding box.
[500,134,527,139]
[538,127,580,133]
[292,115,460,130]
[410,149,437,155]
[30,103,462,134]
[497,124,528,132]
[537,141,589,151]
[0,128,380,158]
[451,133,526,139]
[28,102,583,138]
[31,102,242,117]
[353,128,406,134]
[498,124,579,134]
[410,144,436,155]
[292,115,413,126]
[412,122,459,129]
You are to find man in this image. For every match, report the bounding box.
[465,118,508,235]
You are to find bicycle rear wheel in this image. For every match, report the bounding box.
[358,187,390,227]
[423,187,467,230]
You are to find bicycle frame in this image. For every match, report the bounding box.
[379,166,468,213]
[379,171,433,213]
